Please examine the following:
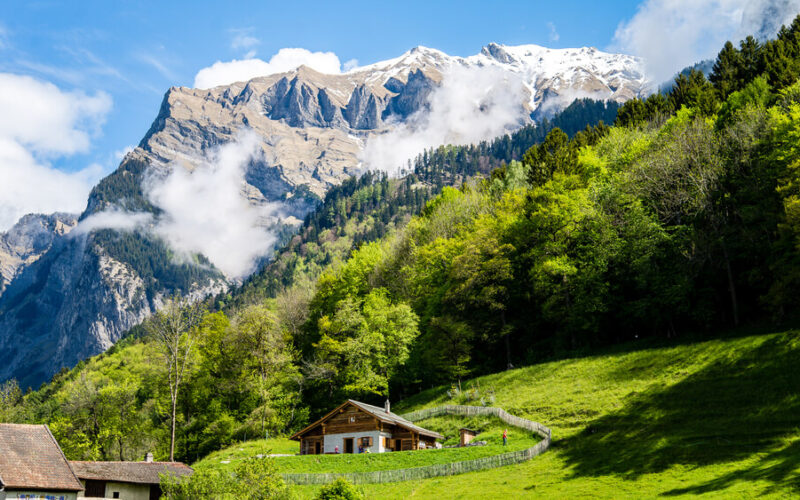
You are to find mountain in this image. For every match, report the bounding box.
[0,213,78,296]
[0,43,648,389]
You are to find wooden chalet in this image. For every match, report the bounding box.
[290,400,443,455]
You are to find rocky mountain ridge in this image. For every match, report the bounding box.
[0,42,649,389]
[0,213,78,296]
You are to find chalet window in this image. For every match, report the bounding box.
[358,436,372,447]
[349,416,356,423]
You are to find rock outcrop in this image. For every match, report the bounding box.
[0,213,78,296]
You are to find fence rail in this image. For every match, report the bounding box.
[281,405,551,485]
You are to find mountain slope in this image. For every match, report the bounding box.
[0,212,77,296]
[0,42,646,389]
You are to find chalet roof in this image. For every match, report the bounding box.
[0,423,84,492]
[290,399,444,441]
[69,461,193,485]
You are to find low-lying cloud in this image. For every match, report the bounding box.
[74,209,153,236]
[359,65,528,174]
[144,131,282,278]
[194,48,343,89]
[80,132,282,279]
[613,0,800,84]
[0,73,111,230]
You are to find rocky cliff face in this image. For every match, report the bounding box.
[0,213,78,296]
[0,42,650,388]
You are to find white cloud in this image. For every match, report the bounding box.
[143,131,281,278]
[231,32,260,51]
[359,65,527,174]
[547,22,560,43]
[73,209,153,236]
[613,0,800,83]
[193,48,343,89]
[0,73,112,230]
[0,73,111,154]
[343,58,360,72]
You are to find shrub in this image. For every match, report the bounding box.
[315,478,364,500]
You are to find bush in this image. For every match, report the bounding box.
[315,478,364,500]
[161,458,292,499]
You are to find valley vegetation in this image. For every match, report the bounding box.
[1,18,800,497]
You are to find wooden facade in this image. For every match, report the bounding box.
[291,400,442,455]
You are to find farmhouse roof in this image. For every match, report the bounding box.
[0,423,84,492]
[290,399,444,441]
[69,461,193,485]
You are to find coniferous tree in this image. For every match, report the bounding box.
[710,41,743,98]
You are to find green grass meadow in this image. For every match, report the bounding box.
[285,330,800,498]
[193,329,799,498]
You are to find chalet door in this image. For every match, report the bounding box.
[395,439,402,451]
[344,437,354,453]
[315,441,321,454]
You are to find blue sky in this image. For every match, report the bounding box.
[1,0,798,229]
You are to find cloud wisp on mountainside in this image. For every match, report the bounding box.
[144,131,283,279]
[78,131,284,279]
[359,65,528,174]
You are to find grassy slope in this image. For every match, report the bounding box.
[194,417,538,474]
[291,329,800,498]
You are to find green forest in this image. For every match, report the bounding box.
[3,19,800,495]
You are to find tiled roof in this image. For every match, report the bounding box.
[0,424,84,491]
[347,400,444,440]
[69,461,193,484]
[291,400,444,440]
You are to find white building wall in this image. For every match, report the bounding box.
[75,480,151,500]
[322,430,393,454]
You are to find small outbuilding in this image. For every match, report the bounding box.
[70,456,192,500]
[459,428,479,446]
[290,399,443,454]
[0,423,84,500]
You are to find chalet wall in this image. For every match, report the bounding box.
[323,430,392,453]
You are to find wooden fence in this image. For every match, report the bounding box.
[281,405,551,485]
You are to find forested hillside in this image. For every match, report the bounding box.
[0,97,617,463]
[5,17,800,479]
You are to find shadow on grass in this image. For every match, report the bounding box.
[560,333,800,495]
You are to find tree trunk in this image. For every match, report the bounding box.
[169,394,177,462]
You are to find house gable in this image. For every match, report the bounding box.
[291,401,380,440]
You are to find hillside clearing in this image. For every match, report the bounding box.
[288,330,800,498]
[194,415,540,475]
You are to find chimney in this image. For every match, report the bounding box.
[384,399,390,413]
[144,452,154,463]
